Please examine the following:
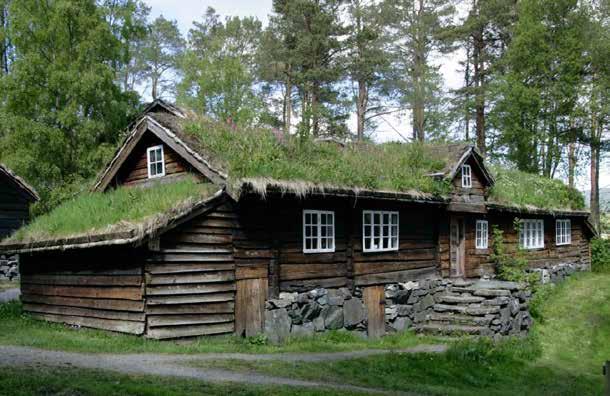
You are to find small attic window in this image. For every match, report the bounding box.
[147,145,165,178]
[461,164,472,188]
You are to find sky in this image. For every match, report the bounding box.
[141,0,608,192]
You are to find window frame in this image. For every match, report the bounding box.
[362,210,400,253]
[302,210,335,254]
[519,219,545,250]
[146,145,166,179]
[475,220,489,249]
[461,164,472,188]
[555,219,572,246]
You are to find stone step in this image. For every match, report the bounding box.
[426,312,493,326]
[415,323,489,335]
[438,294,485,304]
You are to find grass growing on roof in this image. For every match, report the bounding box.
[182,118,451,195]
[6,178,217,243]
[489,167,585,210]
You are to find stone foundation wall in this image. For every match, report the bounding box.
[0,255,18,281]
[530,262,588,284]
[264,278,535,342]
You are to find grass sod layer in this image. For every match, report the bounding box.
[183,118,584,210]
[0,366,364,396]
[180,272,608,395]
[6,178,217,244]
[0,300,433,354]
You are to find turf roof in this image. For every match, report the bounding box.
[165,113,584,212]
[5,178,219,245]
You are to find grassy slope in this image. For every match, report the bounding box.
[0,366,362,396]
[187,272,609,395]
[0,273,607,394]
[6,178,216,243]
[489,167,586,210]
[185,119,450,195]
[184,118,584,210]
[0,300,433,354]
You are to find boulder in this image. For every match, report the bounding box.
[396,304,414,317]
[264,308,291,343]
[313,316,325,332]
[324,306,344,330]
[343,298,366,328]
[292,322,315,337]
[390,317,413,332]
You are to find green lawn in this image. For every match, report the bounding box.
[186,272,609,395]
[0,366,362,396]
[0,300,435,354]
[0,272,608,395]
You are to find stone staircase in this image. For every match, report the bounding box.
[413,279,532,337]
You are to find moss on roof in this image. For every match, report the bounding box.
[174,115,456,196]
[489,167,585,211]
[5,178,218,244]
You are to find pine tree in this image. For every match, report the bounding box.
[178,7,263,125]
[345,0,394,141]
[138,16,185,99]
[387,0,455,141]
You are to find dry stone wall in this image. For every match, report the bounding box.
[0,255,18,281]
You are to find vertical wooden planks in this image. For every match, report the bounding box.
[235,278,267,337]
[363,285,385,339]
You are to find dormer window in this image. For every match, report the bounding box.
[461,164,472,188]
[147,145,165,178]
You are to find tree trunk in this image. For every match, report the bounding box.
[357,79,367,141]
[591,108,601,233]
[284,68,292,135]
[473,26,485,156]
[412,0,425,142]
[312,82,320,137]
[151,73,158,100]
[568,142,576,189]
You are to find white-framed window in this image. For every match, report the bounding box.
[362,210,399,252]
[519,219,544,249]
[147,145,165,178]
[461,164,472,188]
[303,210,335,253]
[556,219,571,246]
[475,220,489,249]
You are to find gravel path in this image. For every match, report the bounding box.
[0,345,446,394]
[0,288,19,303]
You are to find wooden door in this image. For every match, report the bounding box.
[450,216,466,277]
[235,278,267,337]
[364,285,385,338]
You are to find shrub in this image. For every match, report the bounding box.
[591,238,610,273]
[490,223,538,287]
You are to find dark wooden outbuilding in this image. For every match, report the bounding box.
[0,164,38,238]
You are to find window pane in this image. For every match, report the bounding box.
[364,237,370,250]
[364,212,371,225]
[391,213,398,225]
[364,225,371,237]
[321,226,327,237]
[321,238,327,249]
[374,213,381,225]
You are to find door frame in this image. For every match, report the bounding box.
[449,216,466,277]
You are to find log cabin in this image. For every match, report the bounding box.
[0,164,38,238]
[0,100,595,339]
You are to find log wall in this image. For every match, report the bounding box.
[236,196,442,294]
[439,214,592,278]
[112,133,202,188]
[144,202,236,339]
[19,248,146,334]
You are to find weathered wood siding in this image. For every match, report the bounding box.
[439,214,592,278]
[0,173,32,238]
[19,248,146,334]
[452,156,487,203]
[112,133,202,188]
[235,196,441,294]
[144,202,236,339]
